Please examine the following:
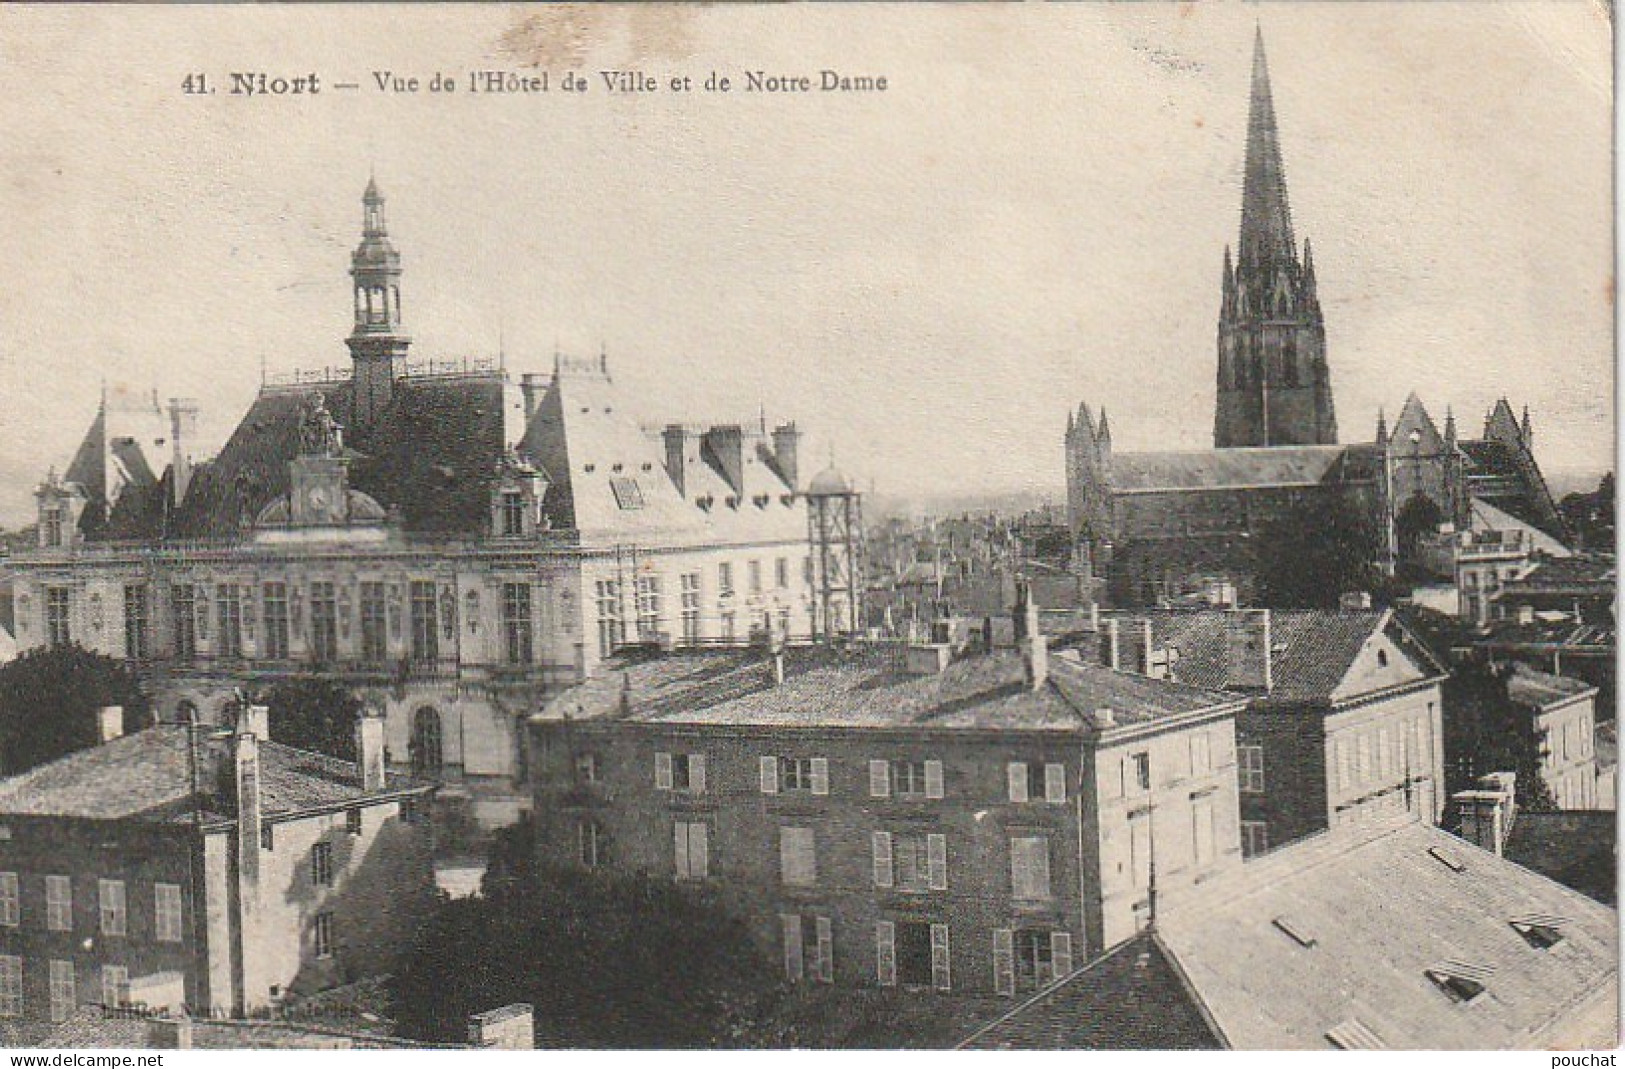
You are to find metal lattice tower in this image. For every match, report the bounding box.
[805,465,863,641]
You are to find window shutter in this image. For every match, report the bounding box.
[1011,838,1030,899]
[815,916,834,983]
[673,823,688,879]
[690,754,706,794]
[875,921,896,987]
[691,823,709,878]
[760,756,779,794]
[869,760,890,798]
[924,759,944,799]
[1050,931,1073,981]
[872,831,894,888]
[1193,798,1215,867]
[927,833,948,891]
[992,929,1015,996]
[1044,763,1066,803]
[1007,762,1028,803]
[930,923,952,991]
[1034,839,1051,899]
[781,914,804,981]
[810,757,829,796]
[655,751,673,790]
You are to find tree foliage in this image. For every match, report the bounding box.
[1559,471,1615,553]
[390,818,778,1048]
[262,676,363,761]
[0,643,151,774]
[1253,495,1382,609]
[1441,654,1558,812]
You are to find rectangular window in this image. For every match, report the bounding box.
[892,922,949,991]
[500,491,526,537]
[1010,836,1052,901]
[674,821,709,880]
[1241,820,1270,859]
[347,808,364,836]
[1335,740,1350,794]
[46,875,71,932]
[409,581,439,663]
[43,507,63,548]
[762,755,829,795]
[1190,732,1212,776]
[579,821,604,868]
[1239,745,1266,794]
[1007,762,1066,804]
[781,914,834,984]
[311,841,334,887]
[1003,928,1073,993]
[595,579,623,657]
[1130,751,1151,793]
[0,956,19,1017]
[215,584,244,658]
[876,921,897,987]
[775,557,790,589]
[48,960,74,1023]
[656,751,707,794]
[1357,734,1371,786]
[99,878,126,936]
[720,609,736,643]
[262,581,290,660]
[889,759,944,799]
[154,882,183,943]
[1129,814,1152,890]
[1192,796,1216,868]
[360,581,388,664]
[635,576,661,642]
[680,572,701,644]
[310,581,337,662]
[748,560,763,595]
[123,583,149,660]
[100,965,128,1010]
[0,873,15,927]
[876,831,947,892]
[172,584,197,659]
[1378,727,1392,779]
[313,911,335,959]
[718,562,734,598]
[502,582,533,665]
[780,827,817,887]
[46,586,71,647]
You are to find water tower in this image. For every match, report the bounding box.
[806,463,863,640]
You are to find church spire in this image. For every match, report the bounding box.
[1239,26,1296,272]
[348,178,410,434]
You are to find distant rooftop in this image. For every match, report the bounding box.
[1505,664,1597,709]
[537,645,1241,734]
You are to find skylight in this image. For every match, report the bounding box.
[1510,914,1567,950]
[1425,960,1494,1004]
[1428,846,1467,873]
[1272,915,1317,949]
[1325,1019,1386,1050]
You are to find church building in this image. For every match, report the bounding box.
[1066,32,1567,606]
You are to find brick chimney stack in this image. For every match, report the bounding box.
[97,706,124,743]
[356,712,386,791]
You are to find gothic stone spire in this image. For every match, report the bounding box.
[1239,27,1296,274]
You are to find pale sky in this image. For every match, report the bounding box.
[0,3,1612,526]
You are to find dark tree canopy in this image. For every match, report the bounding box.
[0,643,151,774]
[1559,471,1615,553]
[1441,654,1557,812]
[1253,495,1382,609]
[262,676,363,761]
[390,818,778,1048]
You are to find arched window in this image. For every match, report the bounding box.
[410,707,443,775]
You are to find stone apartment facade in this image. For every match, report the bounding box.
[7,180,832,826]
[0,706,435,1026]
[1084,608,1448,856]
[529,601,1248,997]
[1506,666,1605,811]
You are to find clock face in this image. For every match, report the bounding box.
[307,486,333,513]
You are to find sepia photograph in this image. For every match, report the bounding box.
[0,2,1614,1053]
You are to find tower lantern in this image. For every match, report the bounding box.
[347,177,411,436]
[806,463,864,641]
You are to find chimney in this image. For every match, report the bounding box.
[701,425,745,496]
[1454,776,1515,856]
[234,732,262,884]
[356,713,386,791]
[1093,707,1116,730]
[662,424,690,497]
[1339,591,1373,611]
[771,422,801,489]
[1022,587,1048,690]
[1139,619,1155,676]
[167,398,199,508]
[520,373,547,422]
[238,703,270,742]
[467,1004,535,1050]
[146,1015,194,1050]
[1088,602,1100,633]
[1224,609,1273,691]
[1104,618,1121,670]
[97,705,124,743]
[772,649,787,686]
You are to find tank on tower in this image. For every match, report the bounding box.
[805,463,864,640]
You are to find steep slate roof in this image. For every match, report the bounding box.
[1109,445,1354,493]
[1152,820,1619,1050]
[538,646,1238,733]
[0,725,428,824]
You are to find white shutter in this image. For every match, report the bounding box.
[1044,763,1066,803]
[871,831,894,888]
[992,929,1015,996]
[810,757,829,796]
[815,916,834,983]
[927,833,948,891]
[924,759,944,799]
[1011,838,1031,899]
[869,760,891,798]
[673,823,688,878]
[690,753,707,794]
[655,751,673,790]
[1034,839,1051,899]
[875,921,896,986]
[1190,733,1211,776]
[691,823,709,878]
[781,914,804,981]
[1193,797,1215,867]
[1007,762,1028,803]
[1050,931,1073,982]
[760,756,779,794]
[930,924,952,991]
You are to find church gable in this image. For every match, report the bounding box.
[1387,393,1445,457]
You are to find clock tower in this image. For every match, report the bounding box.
[347,177,411,436]
[289,391,352,526]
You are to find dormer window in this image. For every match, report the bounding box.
[1510,915,1566,950]
[1425,961,1492,1003]
[501,491,526,537]
[43,507,62,548]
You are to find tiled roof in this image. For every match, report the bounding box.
[1150,820,1619,1049]
[1499,555,1616,595]
[1097,609,1439,704]
[538,646,1238,733]
[956,932,1222,1050]
[45,1008,445,1049]
[0,725,429,823]
[1505,665,1596,709]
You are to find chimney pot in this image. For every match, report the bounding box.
[356,713,387,791]
[239,704,270,742]
[97,706,124,743]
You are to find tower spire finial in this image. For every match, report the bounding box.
[1239,26,1295,271]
